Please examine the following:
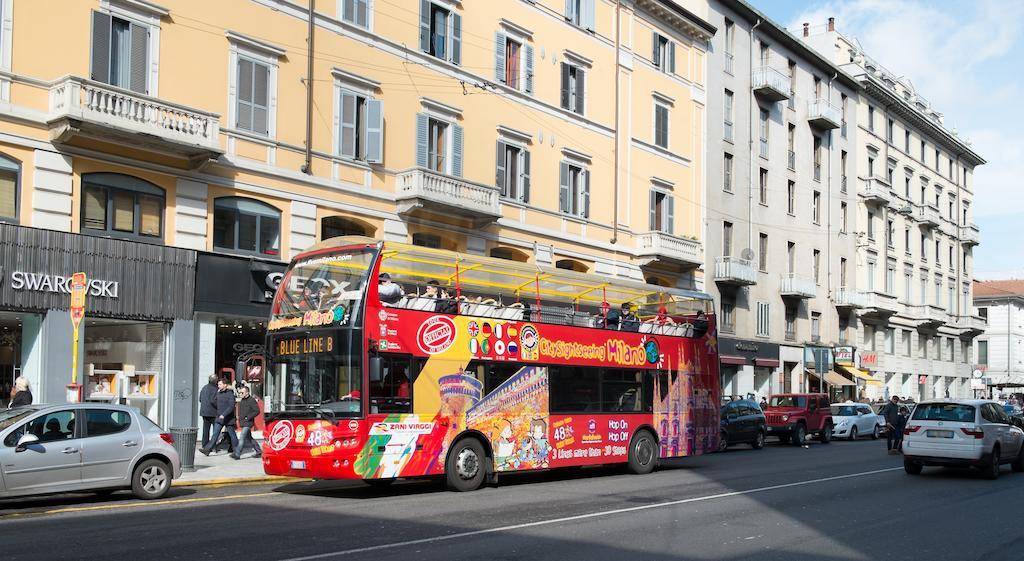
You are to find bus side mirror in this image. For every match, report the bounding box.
[369,356,382,383]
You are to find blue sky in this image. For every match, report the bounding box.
[749,0,1024,279]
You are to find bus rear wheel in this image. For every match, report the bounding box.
[627,430,658,475]
[446,438,487,492]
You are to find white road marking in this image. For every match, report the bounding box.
[277,467,902,561]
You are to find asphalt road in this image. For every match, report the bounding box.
[3,437,1023,561]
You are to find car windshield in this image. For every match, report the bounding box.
[0,407,40,431]
[266,330,363,419]
[770,396,806,408]
[831,405,859,416]
[911,403,976,422]
[269,248,376,331]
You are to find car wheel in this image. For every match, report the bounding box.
[849,426,858,441]
[718,431,729,453]
[627,430,658,475]
[871,425,880,440]
[818,424,832,444]
[904,458,922,475]
[1011,447,1024,473]
[445,438,487,492]
[791,424,806,446]
[751,431,766,450]
[984,447,1001,480]
[131,459,172,500]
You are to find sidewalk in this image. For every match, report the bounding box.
[173,440,305,486]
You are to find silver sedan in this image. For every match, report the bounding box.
[831,403,885,440]
[0,403,181,500]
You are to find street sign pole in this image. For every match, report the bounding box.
[67,272,87,403]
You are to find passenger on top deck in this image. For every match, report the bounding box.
[425,280,458,314]
[378,272,404,305]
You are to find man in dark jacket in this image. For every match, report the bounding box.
[198,374,219,447]
[233,385,262,460]
[199,378,238,457]
[880,395,901,454]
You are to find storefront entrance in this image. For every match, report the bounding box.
[0,312,30,407]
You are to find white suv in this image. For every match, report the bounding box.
[903,400,1024,479]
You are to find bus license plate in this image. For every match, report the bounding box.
[290,460,307,470]
[926,430,953,438]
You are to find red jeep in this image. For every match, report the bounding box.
[763,393,833,445]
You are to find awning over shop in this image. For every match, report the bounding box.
[754,358,779,367]
[805,368,820,380]
[720,355,747,365]
[837,365,881,385]
[823,369,856,387]
[987,375,1024,387]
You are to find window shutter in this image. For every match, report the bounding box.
[342,0,355,23]
[652,32,660,68]
[649,190,657,231]
[559,162,569,213]
[582,169,591,218]
[129,22,148,93]
[419,0,431,53]
[668,41,676,74]
[340,92,357,158]
[0,171,16,220]
[415,112,428,168]
[525,45,534,94]
[494,32,506,83]
[575,68,585,114]
[667,194,675,233]
[495,140,506,195]
[451,124,464,177]
[252,62,269,135]
[564,0,575,22]
[236,59,253,131]
[365,98,384,163]
[583,0,595,31]
[522,150,530,203]
[90,11,112,84]
[451,13,462,65]
[560,63,570,109]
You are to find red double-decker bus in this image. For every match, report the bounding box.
[261,237,720,491]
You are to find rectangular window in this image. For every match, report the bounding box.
[759,108,769,158]
[812,191,821,224]
[840,202,847,233]
[867,211,875,240]
[840,94,848,137]
[652,32,675,74]
[723,90,734,141]
[787,181,795,215]
[919,335,928,359]
[654,102,670,149]
[978,340,988,365]
[813,249,821,284]
[723,153,733,192]
[82,182,164,240]
[723,221,733,257]
[787,60,796,109]
[905,175,911,198]
[785,306,796,341]
[886,219,894,248]
[0,162,17,222]
[887,118,894,144]
[722,296,735,332]
[341,0,370,28]
[787,124,796,170]
[759,168,768,205]
[904,271,912,302]
[962,340,970,364]
[758,233,768,272]
[840,257,848,286]
[903,329,912,357]
[935,149,940,172]
[564,0,595,30]
[811,312,821,342]
[90,11,149,94]
[427,117,448,172]
[905,130,911,153]
[813,136,822,181]
[867,260,876,291]
[549,366,600,413]
[427,3,448,59]
[885,328,895,354]
[420,1,461,64]
[865,324,876,351]
[868,106,875,132]
[339,90,383,163]
[868,156,875,178]
[495,141,530,203]
[561,63,585,115]
[724,19,735,57]
[504,37,521,90]
[886,262,895,294]
[235,57,271,135]
[649,189,674,233]
[921,234,927,261]
[559,161,589,217]
[756,302,770,337]
[840,150,848,192]
[839,318,848,344]
[934,278,941,307]
[921,140,926,161]
[920,275,927,306]
[787,241,795,273]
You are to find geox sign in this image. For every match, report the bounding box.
[6,271,120,298]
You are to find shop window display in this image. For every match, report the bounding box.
[84,319,165,422]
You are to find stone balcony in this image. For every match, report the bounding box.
[807,99,841,129]
[714,256,758,286]
[47,76,222,166]
[859,177,891,206]
[916,203,941,228]
[834,286,867,310]
[860,291,900,318]
[907,304,947,328]
[396,168,502,224]
[959,314,987,335]
[635,231,702,269]
[779,273,817,299]
[961,223,980,246]
[751,66,791,102]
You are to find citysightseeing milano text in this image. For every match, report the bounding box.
[538,338,653,366]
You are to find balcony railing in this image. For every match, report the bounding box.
[779,273,816,299]
[396,168,501,221]
[860,177,891,206]
[751,66,791,102]
[47,76,222,161]
[807,99,841,129]
[862,291,900,316]
[961,223,980,246]
[916,203,940,228]
[834,287,867,309]
[636,231,702,268]
[714,256,758,286]
[908,304,947,327]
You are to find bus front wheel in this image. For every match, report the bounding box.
[446,438,487,492]
[627,430,658,475]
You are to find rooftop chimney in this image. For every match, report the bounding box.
[828,17,835,32]
[803,22,809,37]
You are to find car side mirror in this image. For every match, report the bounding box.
[15,433,39,452]
[368,356,383,383]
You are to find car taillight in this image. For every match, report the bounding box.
[160,433,174,444]
[961,427,985,439]
[903,425,921,436]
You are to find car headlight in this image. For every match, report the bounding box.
[781,414,790,422]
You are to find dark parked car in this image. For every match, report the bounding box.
[719,399,766,451]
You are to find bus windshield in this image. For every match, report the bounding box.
[269,248,376,331]
[266,331,363,418]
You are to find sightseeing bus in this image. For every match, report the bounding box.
[260,236,720,491]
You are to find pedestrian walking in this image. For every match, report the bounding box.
[880,395,901,454]
[892,406,910,452]
[234,385,262,459]
[198,378,239,458]
[9,377,32,408]
[759,396,769,411]
[198,374,219,447]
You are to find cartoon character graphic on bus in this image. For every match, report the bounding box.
[517,417,550,468]
[493,419,516,469]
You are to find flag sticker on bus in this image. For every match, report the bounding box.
[417,316,457,354]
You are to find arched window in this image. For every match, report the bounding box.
[82,173,165,239]
[322,216,372,240]
[0,154,20,223]
[555,259,588,273]
[411,232,456,251]
[489,247,530,262]
[213,197,281,257]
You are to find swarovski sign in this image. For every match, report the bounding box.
[7,271,120,298]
